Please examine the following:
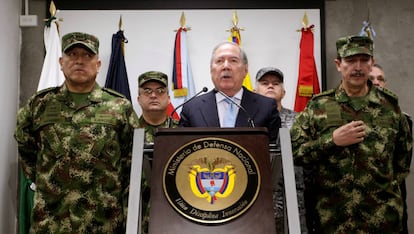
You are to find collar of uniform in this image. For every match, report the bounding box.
[335,81,382,105]
[88,83,105,102]
[138,115,171,128]
[57,83,102,103]
[365,82,383,105]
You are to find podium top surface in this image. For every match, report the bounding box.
[155,127,268,136]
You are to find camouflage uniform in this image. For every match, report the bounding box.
[138,116,178,234]
[137,115,178,144]
[14,83,139,233]
[290,82,412,233]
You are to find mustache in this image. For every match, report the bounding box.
[351,71,364,77]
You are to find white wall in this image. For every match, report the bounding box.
[57,9,321,115]
[0,0,20,233]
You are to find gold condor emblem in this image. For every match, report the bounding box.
[163,138,260,224]
[189,160,236,204]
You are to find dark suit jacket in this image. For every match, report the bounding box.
[179,87,281,143]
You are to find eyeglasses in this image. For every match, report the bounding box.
[141,87,167,96]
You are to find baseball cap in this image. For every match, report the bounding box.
[336,35,373,58]
[256,67,284,82]
[138,71,168,87]
[62,32,99,54]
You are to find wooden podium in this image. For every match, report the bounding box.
[148,128,276,234]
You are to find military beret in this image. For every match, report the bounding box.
[62,32,99,54]
[336,35,373,58]
[138,71,168,87]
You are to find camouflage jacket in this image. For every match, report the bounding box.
[137,115,179,144]
[290,83,412,233]
[14,84,139,233]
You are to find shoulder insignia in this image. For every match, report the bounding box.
[378,87,398,102]
[312,89,335,99]
[102,87,126,98]
[35,86,60,96]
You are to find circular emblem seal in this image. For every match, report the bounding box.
[163,137,260,224]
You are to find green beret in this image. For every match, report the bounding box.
[62,32,99,54]
[138,71,168,87]
[336,35,373,58]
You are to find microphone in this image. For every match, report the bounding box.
[214,88,255,127]
[168,87,208,128]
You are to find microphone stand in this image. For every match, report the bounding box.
[168,87,208,128]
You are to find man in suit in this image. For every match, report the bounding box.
[179,41,281,143]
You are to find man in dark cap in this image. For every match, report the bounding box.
[15,32,139,233]
[136,70,178,234]
[255,67,296,129]
[290,35,412,233]
[255,67,308,233]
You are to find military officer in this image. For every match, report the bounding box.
[15,32,139,233]
[290,35,412,233]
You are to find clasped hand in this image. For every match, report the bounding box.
[333,120,366,146]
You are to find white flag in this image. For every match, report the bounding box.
[37,20,65,91]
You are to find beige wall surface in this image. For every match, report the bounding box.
[18,0,414,232]
[2,0,20,233]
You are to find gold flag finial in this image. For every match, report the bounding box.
[302,11,309,28]
[174,12,191,31]
[49,0,57,17]
[119,15,123,30]
[227,10,244,33]
[297,11,313,32]
[44,0,63,28]
[232,10,239,27]
[180,12,186,28]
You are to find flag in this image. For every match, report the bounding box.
[294,25,320,112]
[359,20,376,40]
[169,27,195,119]
[19,169,34,234]
[228,27,253,91]
[104,30,131,101]
[20,15,65,234]
[37,18,65,90]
